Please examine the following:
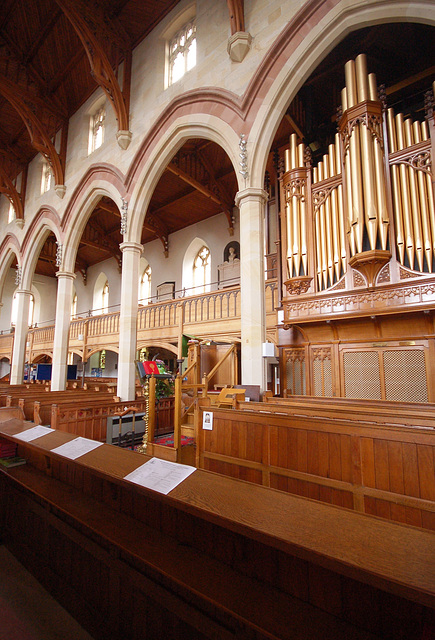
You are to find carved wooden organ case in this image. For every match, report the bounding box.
[279,54,435,402]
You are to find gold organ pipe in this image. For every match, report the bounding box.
[313,166,323,288]
[285,149,290,173]
[356,54,378,250]
[369,73,389,250]
[396,112,415,268]
[323,152,334,286]
[318,161,328,289]
[342,87,355,256]
[387,109,405,263]
[421,120,435,261]
[298,142,308,275]
[413,120,432,271]
[329,143,341,280]
[404,118,424,271]
[368,73,377,102]
[290,135,301,276]
[286,200,293,277]
[345,60,364,253]
[336,133,347,273]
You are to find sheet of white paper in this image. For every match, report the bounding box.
[124,457,196,495]
[50,437,103,460]
[13,425,54,441]
[202,410,213,430]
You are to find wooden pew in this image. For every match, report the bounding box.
[245,395,435,429]
[49,396,150,441]
[0,420,433,640]
[195,404,435,531]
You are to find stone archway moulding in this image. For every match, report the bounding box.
[61,166,126,274]
[127,115,243,242]
[0,236,21,301]
[248,0,435,185]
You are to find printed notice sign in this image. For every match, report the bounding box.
[13,425,54,441]
[202,410,213,430]
[50,437,103,460]
[123,457,196,495]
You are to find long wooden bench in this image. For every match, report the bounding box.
[258,395,435,428]
[196,403,435,531]
[0,419,434,640]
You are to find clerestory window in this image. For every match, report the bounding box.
[41,162,53,194]
[168,20,196,86]
[89,105,105,154]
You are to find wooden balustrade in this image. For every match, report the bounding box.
[0,282,277,369]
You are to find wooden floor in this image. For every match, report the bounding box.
[0,545,94,640]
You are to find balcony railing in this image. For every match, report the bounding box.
[0,281,279,361]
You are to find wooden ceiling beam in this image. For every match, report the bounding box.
[226,0,244,35]
[54,0,131,138]
[0,165,24,219]
[167,162,229,209]
[0,74,65,190]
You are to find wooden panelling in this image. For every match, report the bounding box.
[1,423,434,640]
[197,407,435,531]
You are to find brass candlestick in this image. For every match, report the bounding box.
[137,377,150,454]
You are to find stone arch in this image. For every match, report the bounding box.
[61,165,126,273]
[127,115,242,242]
[0,235,21,302]
[248,0,435,186]
[20,213,62,291]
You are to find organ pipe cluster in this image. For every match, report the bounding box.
[281,54,435,293]
[387,100,435,272]
[284,134,309,280]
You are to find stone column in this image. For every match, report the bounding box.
[117,242,143,401]
[235,188,268,390]
[10,290,31,385]
[51,271,76,391]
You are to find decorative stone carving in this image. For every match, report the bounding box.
[227,31,252,62]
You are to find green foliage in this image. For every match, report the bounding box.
[155,377,175,399]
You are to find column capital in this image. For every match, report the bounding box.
[120,241,144,254]
[235,188,268,208]
[15,289,33,297]
[56,271,76,281]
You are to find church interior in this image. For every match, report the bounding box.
[0,0,434,638]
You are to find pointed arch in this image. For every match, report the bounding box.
[249,0,435,185]
[127,115,242,243]
[60,164,126,274]
[0,235,21,302]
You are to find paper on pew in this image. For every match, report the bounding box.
[50,436,103,460]
[13,425,54,441]
[124,457,196,495]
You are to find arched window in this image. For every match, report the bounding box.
[193,245,211,294]
[101,281,109,314]
[168,20,196,86]
[89,105,105,154]
[41,162,53,194]
[11,292,34,327]
[139,265,152,305]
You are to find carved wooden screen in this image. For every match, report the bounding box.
[383,349,428,402]
[312,347,333,396]
[342,346,428,401]
[284,348,306,395]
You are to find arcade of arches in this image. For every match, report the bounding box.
[0,2,434,404]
